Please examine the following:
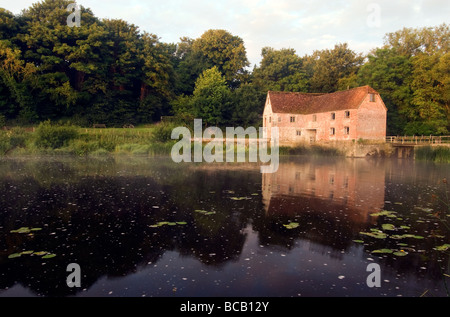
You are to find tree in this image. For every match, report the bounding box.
[191,66,232,126]
[381,24,449,135]
[252,47,308,93]
[406,52,449,134]
[307,43,364,93]
[231,83,266,128]
[192,29,250,87]
[357,48,413,135]
[384,24,449,57]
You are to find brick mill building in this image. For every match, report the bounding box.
[263,86,387,144]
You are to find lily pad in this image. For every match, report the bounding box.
[382,224,396,231]
[230,197,249,201]
[393,251,408,256]
[41,254,56,259]
[360,231,387,239]
[33,251,48,256]
[8,253,22,259]
[370,210,397,217]
[195,210,216,215]
[372,249,393,254]
[283,222,300,230]
[10,227,42,234]
[434,244,450,252]
[353,240,364,244]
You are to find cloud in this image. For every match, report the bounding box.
[2,0,449,66]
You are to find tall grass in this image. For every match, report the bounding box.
[279,145,343,156]
[415,146,450,163]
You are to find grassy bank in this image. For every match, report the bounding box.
[279,145,343,156]
[415,146,450,163]
[0,122,176,157]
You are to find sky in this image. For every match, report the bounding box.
[2,0,449,67]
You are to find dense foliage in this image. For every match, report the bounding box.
[0,1,448,134]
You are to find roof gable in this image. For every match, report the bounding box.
[268,86,380,115]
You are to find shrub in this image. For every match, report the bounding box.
[35,121,79,149]
[0,131,11,155]
[416,146,450,163]
[9,127,28,148]
[0,114,6,128]
[151,122,181,143]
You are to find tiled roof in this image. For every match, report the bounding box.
[268,86,379,114]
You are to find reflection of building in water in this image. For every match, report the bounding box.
[262,159,386,224]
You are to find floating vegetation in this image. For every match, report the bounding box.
[10,227,43,234]
[390,234,424,240]
[382,223,396,231]
[359,230,388,239]
[229,197,250,201]
[370,210,397,218]
[371,249,393,254]
[283,222,300,230]
[194,210,216,215]
[433,244,450,252]
[8,251,56,260]
[149,221,187,228]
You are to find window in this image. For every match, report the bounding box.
[331,113,336,120]
[296,130,302,136]
[278,117,281,123]
[313,114,317,122]
[330,127,335,135]
[345,111,350,119]
[370,94,376,102]
[269,117,271,123]
[290,116,296,123]
[344,126,350,135]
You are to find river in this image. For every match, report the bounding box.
[0,155,448,297]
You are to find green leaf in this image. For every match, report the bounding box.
[353,240,364,244]
[360,231,387,239]
[382,223,396,231]
[283,222,300,229]
[372,249,393,254]
[21,251,34,255]
[370,210,396,217]
[176,222,187,225]
[393,251,408,256]
[8,253,22,259]
[230,197,249,201]
[41,254,56,259]
[434,244,450,252]
[33,251,48,256]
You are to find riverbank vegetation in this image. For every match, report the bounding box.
[0,1,449,136]
[415,146,450,163]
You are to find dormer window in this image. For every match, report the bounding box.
[369,94,376,102]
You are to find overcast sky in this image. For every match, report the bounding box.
[2,0,449,66]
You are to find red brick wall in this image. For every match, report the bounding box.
[263,93,387,143]
[355,94,387,140]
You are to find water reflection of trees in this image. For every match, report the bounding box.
[0,157,448,297]
[0,159,256,296]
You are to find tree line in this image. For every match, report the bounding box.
[0,0,448,135]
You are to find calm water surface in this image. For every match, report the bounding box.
[0,156,448,297]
